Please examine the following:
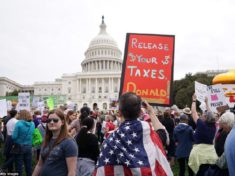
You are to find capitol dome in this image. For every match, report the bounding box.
[81,16,122,72]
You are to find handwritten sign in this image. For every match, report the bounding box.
[0,99,7,117]
[195,81,208,103]
[18,92,30,111]
[207,84,227,112]
[7,100,12,110]
[119,33,175,106]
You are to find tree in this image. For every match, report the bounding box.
[6,89,20,96]
[173,73,213,109]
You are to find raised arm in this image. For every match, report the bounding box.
[143,100,165,130]
[191,93,199,123]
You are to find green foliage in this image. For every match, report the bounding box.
[6,89,20,96]
[173,73,213,109]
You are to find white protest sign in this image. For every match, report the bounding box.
[199,102,207,112]
[207,84,227,112]
[32,96,40,108]
[0,99,7,117]
[37,101,45,114]
[7,100,12,110]
[67,102,75,111]
[195,81,208,103]
[18,92,30,111]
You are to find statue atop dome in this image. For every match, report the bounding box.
[99,15,106,34]
[102,15,104,24]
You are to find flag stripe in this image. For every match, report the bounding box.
[123,166,133,176]
[96,166,104,176]
[114,165,124,176]
[131,168,142,176]
[104,165,114,175]
[94,120,173,176]
[140,167,152,176]
[141,121,157,175]
[149,123,173,176]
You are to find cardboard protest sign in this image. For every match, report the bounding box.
[37,101,45,114]
[18,92,30,111]
[46,97,54,110]
[7,100,12,110]
[0,99,7,117]
[119,33,175,106]
[195,81,208,103]
[207,84,227,112]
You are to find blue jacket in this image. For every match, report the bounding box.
[173,123,194,159]
[12,120,35,145]
[225,125,235,176]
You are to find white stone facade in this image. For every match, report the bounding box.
[0,17,122,110]
[0,77,22,96]
[34,17,122,110]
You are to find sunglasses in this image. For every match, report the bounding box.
[47,118,60,123]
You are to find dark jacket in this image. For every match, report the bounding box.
[173,123,194,159]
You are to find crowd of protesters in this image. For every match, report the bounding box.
[0,92,235,176]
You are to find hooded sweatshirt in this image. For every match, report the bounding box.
[173,123,194,159]
[12,120,35,145]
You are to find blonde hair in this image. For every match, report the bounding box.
[18,109,33,121]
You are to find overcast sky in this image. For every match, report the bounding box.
[0,0,235,85]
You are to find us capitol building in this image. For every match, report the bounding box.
[0,17,123,110]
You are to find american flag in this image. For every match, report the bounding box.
[94,120,173,176]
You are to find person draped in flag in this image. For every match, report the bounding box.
[94,92,173,176]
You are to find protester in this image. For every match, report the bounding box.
[32,109,78,176]
[1,109,18,172]
[173,114,194,176]
[12,109,35,176]
[37,114,47,139]
[66,110,77,137]
[2,110,11,140]
[95,113,103,143]
[69,106,90,136]
[76,117,99,176]
[33,110,42,128]
[161,108,175,166]
[103,114,115,139]
[203,111,235,176]
[66,110,77,125]
[188,94,218,175]
[35,114,48,161]
[183,107,196,130]
[225,118,235,176]
[215,112,235,157]
[94,92,173,175]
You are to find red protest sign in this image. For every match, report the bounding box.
[119,33,175,106]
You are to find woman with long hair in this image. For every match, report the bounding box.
[76,117,99,176]
[69,106,91,136]
[12,109,35,176]
[66,110,77,137]
[33,109,78,176]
